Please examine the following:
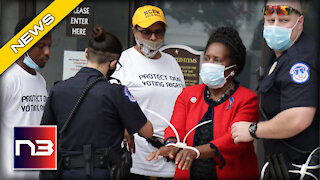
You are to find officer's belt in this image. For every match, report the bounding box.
[62,154,108,169]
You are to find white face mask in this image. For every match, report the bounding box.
[135,36,163,58]
[200,63,236,89]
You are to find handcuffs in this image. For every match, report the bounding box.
[145,109,212,159]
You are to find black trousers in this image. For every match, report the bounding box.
[61,168,110,180]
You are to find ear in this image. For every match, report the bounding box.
[84,48,89,59]
[298,15,304,31]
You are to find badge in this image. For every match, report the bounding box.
[190,97,197,103]
[289,62,310,84]
[124,86,137,102]
[268,61,277,75]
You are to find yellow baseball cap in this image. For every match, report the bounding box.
[132,5,168,28]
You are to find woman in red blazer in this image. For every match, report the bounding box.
[148,27,259,179]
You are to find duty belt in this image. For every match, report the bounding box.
[61,144,110,178]
[62,154,108,169]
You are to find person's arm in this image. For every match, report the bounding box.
[257,107,315,138]
[138,120,153,138]
[113,85,153,139]
[123,129,135,153]
[232,107,315,143]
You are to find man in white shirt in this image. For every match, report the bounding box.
[112,5,185,179]
[0,17,52,180]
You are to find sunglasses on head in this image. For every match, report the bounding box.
[135,26,165,39]
[263,5,301,16]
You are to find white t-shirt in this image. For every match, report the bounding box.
[112,47,185,177]
[0,63,47,180]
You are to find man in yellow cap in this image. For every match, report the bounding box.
[112,5,185,179]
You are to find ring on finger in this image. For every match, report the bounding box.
[186,156,191,161]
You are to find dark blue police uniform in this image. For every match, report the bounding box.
[259,32,319,163]
[41,67,147,179]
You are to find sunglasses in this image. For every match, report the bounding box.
[135,26,165,39]
[263,5,301,16]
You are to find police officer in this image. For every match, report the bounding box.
[231,0,319,179]
[40,26,153,180]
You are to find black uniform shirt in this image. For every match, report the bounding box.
[259,33,319,161]
[41,67,147,154]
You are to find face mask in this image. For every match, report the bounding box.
[263,17,300,51]
[135,36,163,58]
[23,53,39,70]
[107,63,116,77]
[200,63,236,89]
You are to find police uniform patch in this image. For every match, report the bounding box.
[124,86,137,102]
[289,62,310,84]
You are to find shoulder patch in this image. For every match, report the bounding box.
[124,86,137,103]
[289,62,310,84]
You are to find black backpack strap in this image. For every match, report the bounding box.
[59,77,108,135]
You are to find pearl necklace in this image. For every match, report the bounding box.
[207,82,233,102]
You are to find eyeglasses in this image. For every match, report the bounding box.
[263,5,301,16]
[135,26,165,39]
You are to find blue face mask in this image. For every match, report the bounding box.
[200,63,235,89]
[263,17,300,51]
[23,53,39,70]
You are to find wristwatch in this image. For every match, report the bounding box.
[249,122,259,139]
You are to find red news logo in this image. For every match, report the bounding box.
[13,126,57,170]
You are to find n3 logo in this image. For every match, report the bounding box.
[13,126,57,170]
[15,140,54,156]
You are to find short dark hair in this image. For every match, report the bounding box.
[14,17,34,35]
[87,26,122,64]
[264,0,302,6]
[205,27,246,75]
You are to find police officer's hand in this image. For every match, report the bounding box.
[123,129,135,153]
[231,121,254,144]
[147,146,179,161]
[175,148,197,170]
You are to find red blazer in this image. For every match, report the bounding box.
[165,84,259,179]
